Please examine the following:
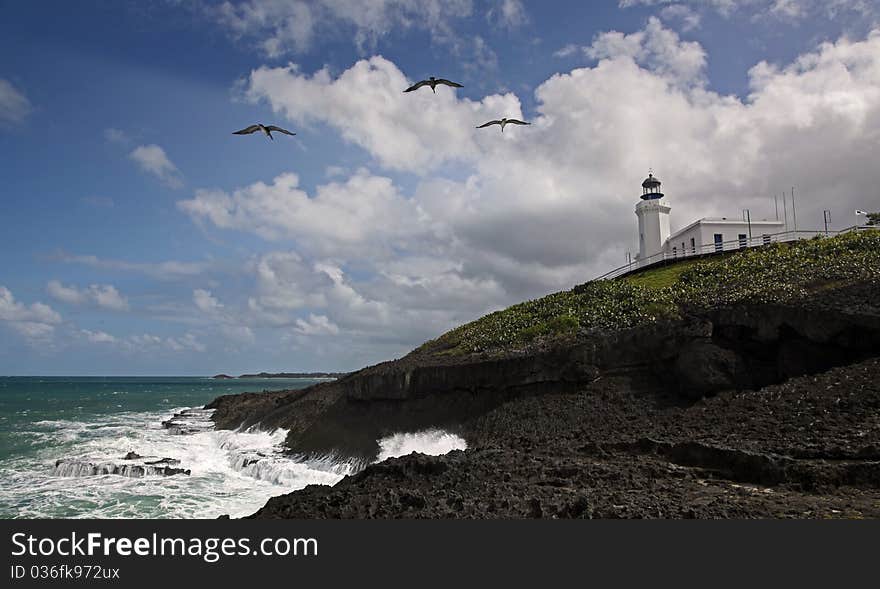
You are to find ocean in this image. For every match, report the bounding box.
[0,376,465,519]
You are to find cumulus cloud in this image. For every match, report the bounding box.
[129,144,184,189]
[208,0,474,57]
[244,56,522,172]
[0,286,62,344]
[0,78,32,126]
[47,281,129,311]
[193,289,224,313]
[179,169,431,257]
[178,23,880,360]
[570,16,707,85]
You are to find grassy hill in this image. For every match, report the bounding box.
[418,230,880,359]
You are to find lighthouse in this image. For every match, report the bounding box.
[635,172,671,260]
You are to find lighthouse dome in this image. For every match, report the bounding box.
[642,173,661,189]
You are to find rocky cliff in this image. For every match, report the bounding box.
[207,280,880,467]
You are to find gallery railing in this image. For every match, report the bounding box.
[593,225,877,282]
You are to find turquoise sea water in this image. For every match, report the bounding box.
[0,376,349,519]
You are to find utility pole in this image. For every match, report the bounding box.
[823,210,831,235]
[782,192,788,232]
[774,194,779,220]
[746,209,752,238]
[791,187,797,232]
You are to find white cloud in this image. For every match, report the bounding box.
[178,24,880,358]
[120,332,207,353]
[89,285,128,312]
[80,329,117,344]
[581,16,707,84]
[179,168,431,257]
[193,289,224,313]
[0,78,32,126]
[129,144,184,189]
[618,0,880,23]
[660,4,702,30]
[553,43,579,58]
[47,281,129,311]
[165,333,207,353]
[244,56,522,172]
[209,0,474,57]
[0,286,62,344]
[487,0,528,29]
[294,314,340,336]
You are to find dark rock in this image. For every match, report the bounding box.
[53,459,190,478]
[145,457,181,466]
[674,340,741,399]
[207,280,880,519]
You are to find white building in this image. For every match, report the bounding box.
[634,173,785,263]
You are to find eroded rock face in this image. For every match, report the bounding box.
[161,408,214,435]
[248,357,880,519]
[209,282,880,467]
[673,341,742,399]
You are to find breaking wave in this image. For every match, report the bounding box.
[0,406,465,519]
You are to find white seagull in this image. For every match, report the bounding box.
[404,76,463,93]
[476,118,530,132]
[232,124,296,141]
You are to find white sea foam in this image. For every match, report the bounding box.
[0,408,351,519]
[1,409,466,519]
[377,429,467,461]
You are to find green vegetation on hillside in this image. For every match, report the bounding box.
[421,230,880,357]
[624,258,704,290]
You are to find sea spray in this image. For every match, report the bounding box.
[0,377,467,519]
[377,429,467,461]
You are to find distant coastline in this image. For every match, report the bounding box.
[211,372,346,380]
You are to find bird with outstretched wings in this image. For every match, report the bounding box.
[404,76,464,93]
[232,124,296,140]
[476,118,530,132]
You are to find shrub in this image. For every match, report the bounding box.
[423,230,880,357]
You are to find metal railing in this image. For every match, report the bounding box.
[594,225,877,282]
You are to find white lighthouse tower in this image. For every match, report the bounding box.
[635,172,671,260]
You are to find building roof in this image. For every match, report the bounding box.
[641,173,661,189]
[667,217,786,242]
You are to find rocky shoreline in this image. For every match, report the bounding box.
[206,279,880,518]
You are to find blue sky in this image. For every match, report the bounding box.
[2,0,879,375]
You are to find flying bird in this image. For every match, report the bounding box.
[403,76,463,93]
[476,118,530,132]
[232,124,296,141]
